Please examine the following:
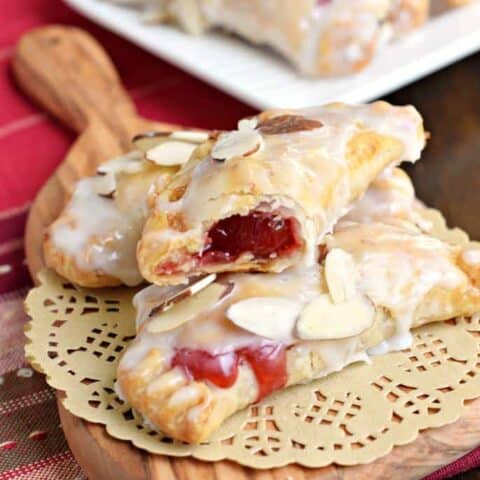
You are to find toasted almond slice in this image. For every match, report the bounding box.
[132,131,170,152]
[324,248,358,304]
[148,274,217,317]
[171,130,209,143]
[258,115,323,135]
[134,274,217,331]
[227,297,302,341]
[133,130,207,152]
[93,173,116,197]
[97,151,145,176]
[148,283,226,334]
[146,140,197,166]
[211,129,263,162]
[238,117,258,131]
[296,294,374,340]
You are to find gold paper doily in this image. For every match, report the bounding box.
[25,269,480,469]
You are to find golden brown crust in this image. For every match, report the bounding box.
[43,233,122,288]
[138,103,426,286]
[118,290,480,444]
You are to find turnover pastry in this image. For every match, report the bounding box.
[117,218,480,443]
[124,0,429,76]
[138,101,426,286]
[44,130,209,287]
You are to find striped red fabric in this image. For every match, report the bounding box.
[0,0,477,478]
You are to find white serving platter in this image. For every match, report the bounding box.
[65,0,480,109]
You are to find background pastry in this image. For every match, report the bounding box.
[120,0,429,76]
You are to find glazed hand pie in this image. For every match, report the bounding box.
[44,130,209,287]
[117,220,480,443]
[122,0,429,76]
[138,102,426,286]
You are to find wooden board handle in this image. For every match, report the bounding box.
[12,25,138,134]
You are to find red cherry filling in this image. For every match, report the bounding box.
[239,344,288,400]
[171,349,239,388]
[154,210,302,275]
[172,344,288,402]
[199,210,303,265]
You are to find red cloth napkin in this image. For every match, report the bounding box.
[0,0,477,478]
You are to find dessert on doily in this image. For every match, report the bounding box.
[39,101,480,446]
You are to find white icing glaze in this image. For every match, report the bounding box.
[329,222,466,338]
[462,247,480,266]
[146,102,425,280]
[124,215,469,381]
[50,153,171,285]
[343,167,416,224]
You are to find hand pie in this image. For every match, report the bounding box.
[44,131,208,287]
[118,219,480,443]
[125,0,429,76]
[138,102,426,286]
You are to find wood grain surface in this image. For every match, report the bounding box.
[15,25,480,480]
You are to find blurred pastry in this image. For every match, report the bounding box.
[115,0,429,76]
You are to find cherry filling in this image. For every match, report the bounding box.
[171,344,288,401]
[171,349,239,388]
[199,211,303,265]
[239,344,288,400]
[154,210,303,275]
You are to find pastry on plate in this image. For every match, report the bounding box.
[138,101,426,286]
[118,219,480,443]
[121,0,429,76]
[44,130,209,287]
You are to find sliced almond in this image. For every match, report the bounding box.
[238,117,258,131]
[211,129,263,162]
[146,140,197,166]
[324,248,358,304]
[149,274,216,317]
[171,130,209,143]
[257,114,323,135]
[133,130,208,153]
[227,297,302,341]
[93,173,116,197]
[133,274,217,332]
[147,283,226,334]
[296,294,374,340]
[132,131,170,152]
[97,151,145,176]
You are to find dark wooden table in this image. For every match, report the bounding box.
[386,52,480,240]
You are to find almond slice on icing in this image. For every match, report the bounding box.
[146,140,198,166]
[226,297,302,341]
[97,151,145,176]
[93,173,116,197]
[171,130,209,143]
[296,294,374,340]
[134,274,217,332]
[132,130,208,153]
[324,248,358,304]
[211,129,263,162]
[257,114,323,135]
[148,274,217,317]
[148,282,226,334]
[237,117,258,131]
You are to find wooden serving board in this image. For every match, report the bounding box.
[15,26,480,480]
